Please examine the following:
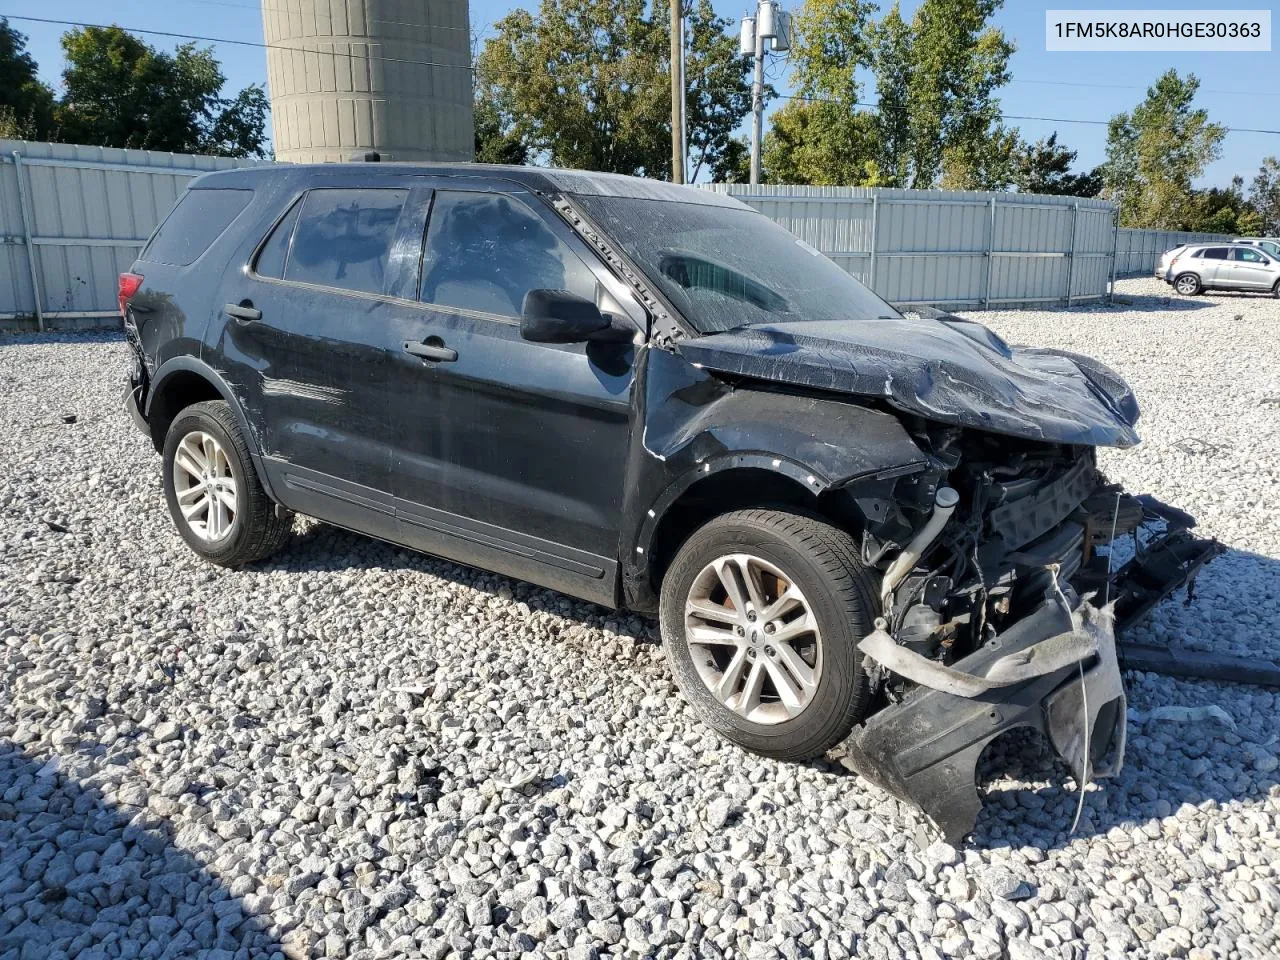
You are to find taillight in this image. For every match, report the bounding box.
[118,272,144,316]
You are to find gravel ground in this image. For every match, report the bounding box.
[1,276,1277,960]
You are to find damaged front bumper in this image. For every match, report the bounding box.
[832,502,1222,843]
[834,595,1125,843]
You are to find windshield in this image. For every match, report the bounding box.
[571,195,900,334]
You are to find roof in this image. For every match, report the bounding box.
[188,162,749,209]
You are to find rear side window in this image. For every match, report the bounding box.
[254,200,302,280]
[142,188,252,266]
[419,191,598,317]
[1202,248,1229,260]
[285,188,407,295]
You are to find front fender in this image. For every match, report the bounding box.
[619,349,929,608]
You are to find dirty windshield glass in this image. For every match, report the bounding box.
[571,195,899,333]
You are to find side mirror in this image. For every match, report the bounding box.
[520,289,610,343]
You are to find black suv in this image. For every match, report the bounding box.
[122,164,1216,840]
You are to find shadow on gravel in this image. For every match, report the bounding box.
[258,521,658,645]
[0,741,281,959]
[1106,294,1214,313]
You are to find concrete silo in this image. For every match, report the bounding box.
[262,0,474,163]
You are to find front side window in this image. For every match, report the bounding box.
[284,188,408,295]
[1233,247,1269,263]
[143,188,253,266]
[419,191,598,317]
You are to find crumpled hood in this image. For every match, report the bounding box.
[674,315,1141,447]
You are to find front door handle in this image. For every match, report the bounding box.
[403,338,458,363]
[225,302,261,323]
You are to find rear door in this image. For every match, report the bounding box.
[1225,246,1275,289]
[1197,247,1230,285]
[382,183,646,604]
[211,175,431,536]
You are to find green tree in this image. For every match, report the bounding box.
[758,0,878,184]
[871,0,1014,188]
[56,26,268,157]
[1181,178,1263,235]
[0,18,56,140]
[473,65,529,166]
[1101,70,1226,229]
[1008,133,1102,196]
[762,0,1014,187]
[477,0,751,179]
[1249,156,1280,234]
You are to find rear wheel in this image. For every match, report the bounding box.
[1273,279,1279,299]
[1174,272,1201,296]
[162,400,291,566]
[659,509,877,761]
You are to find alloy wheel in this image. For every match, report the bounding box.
[683,553,823,724]
[1175,275,1198,295]
[172,430,238,541]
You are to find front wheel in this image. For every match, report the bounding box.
[1174,272,1201,296]
[162,400,291,566]
[659,509,878,762]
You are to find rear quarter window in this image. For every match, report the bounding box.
[141,188,253,266]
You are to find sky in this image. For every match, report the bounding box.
[6,0,1279,187]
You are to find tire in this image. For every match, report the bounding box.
[659,509,878,762]
[162,400,291,566]
[1173,272,1201,296]
[1273,279,1279,299]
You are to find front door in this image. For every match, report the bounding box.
[1224,246,1275,290]
[383,185,645,604]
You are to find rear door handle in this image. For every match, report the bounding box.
[403,339,458,363]
[225,302,261,322]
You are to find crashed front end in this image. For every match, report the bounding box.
[830,429,1221,842]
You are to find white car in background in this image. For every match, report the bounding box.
[1233,237,1280,258]
[1160,242,1280,296]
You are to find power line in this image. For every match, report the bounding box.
[776,93,1280,136]
[1010,77,1280,98]
[2,14,476,72]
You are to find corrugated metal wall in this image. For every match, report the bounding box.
[1,140,261,331]
[1,140,1237,332]
[706,184,1230,308]
[1113,228,1231,276]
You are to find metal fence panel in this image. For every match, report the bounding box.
[707,184,1231,309]
[2,141,1237,331]
[1,139,262,330]
[1114,227,1229,276]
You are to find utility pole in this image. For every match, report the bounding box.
[750,19,765,185]
[742,2,791,185]
[670,0,685,184]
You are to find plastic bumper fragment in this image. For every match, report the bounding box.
[833,598,1126,843]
